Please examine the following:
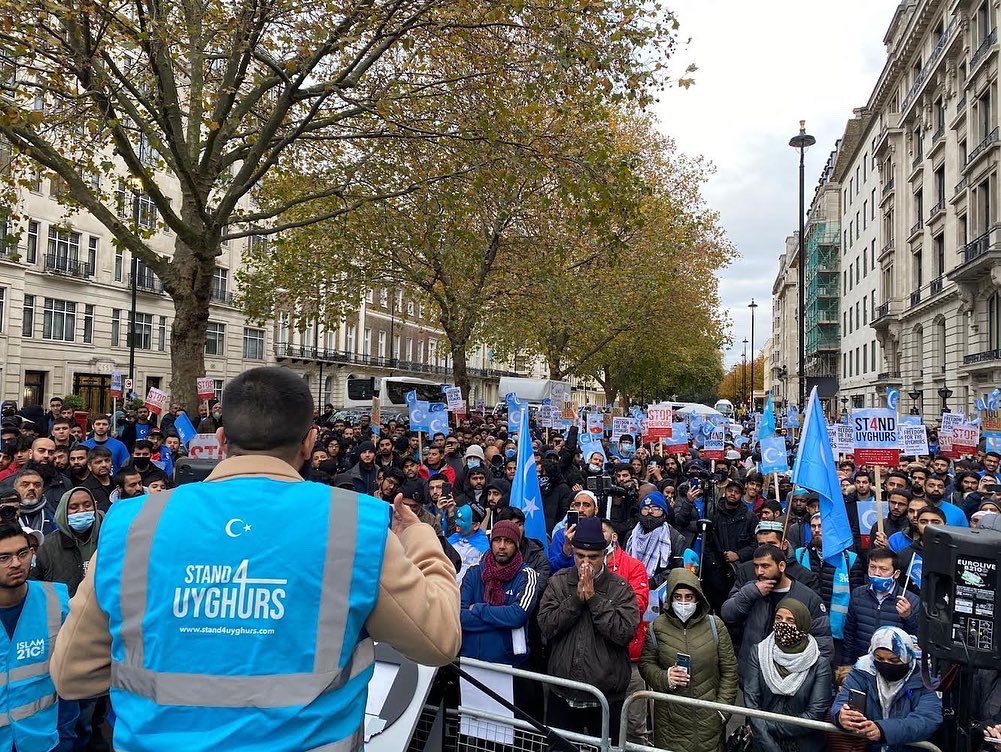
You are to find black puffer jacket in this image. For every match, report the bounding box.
[537,564,640,702]
[972,669,1001,725]
[795,546,865,608]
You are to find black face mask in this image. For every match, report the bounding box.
[133,458,150,471]
[874,659,910,683]
[639,515,663,532]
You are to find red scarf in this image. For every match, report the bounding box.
[480,550,524,605]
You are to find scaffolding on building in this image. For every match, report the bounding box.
[804,219,841,378]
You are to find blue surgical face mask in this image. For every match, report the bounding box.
[505,449,516,459]
[870,575,895,593]
[67,511,95,533]
[467,458,481,469]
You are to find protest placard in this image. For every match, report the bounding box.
[144,387,169,416]
[196,377,215,402]
[646,407,673,439]
[852,408,899,467]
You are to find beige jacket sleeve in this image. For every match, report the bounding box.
[51,522,461,699]
[51,551,112,699]
[365,523,461,666]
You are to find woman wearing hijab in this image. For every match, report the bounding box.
[743,597,832,752]
[639,568,737,752]
[833,626,942,751]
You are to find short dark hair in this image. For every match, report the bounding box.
[0,523,31,550]
[133,440,154,453]
[51,418,72,430]
[115,466,143,487]
[496,506,525,524]
[88,446,113,462]
[886,470,910,485]
[221,367,314,454]
[887,488,912,502]
[92,414,110,423]
[144,469,169,487]
[868,547,898,569]
[382,467,406,485]
[753,544,785,566]
[69,445,89,457]
[759,499,782,515]
[917,505,946,523]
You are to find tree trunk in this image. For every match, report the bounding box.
[164,204,214,412]
[449,339,471,401]
[597,365,618,406]
[547,357,562,381]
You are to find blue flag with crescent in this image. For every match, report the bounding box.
[405,390,431,433]
[506,393,527,434]
[760,435,789,474]
[792,387,853,562]
[510,403,547,554]
[759,392,777,440]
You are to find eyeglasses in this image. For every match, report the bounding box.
[0,548,32,567]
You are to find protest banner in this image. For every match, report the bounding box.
[611,417,638,443]
[144,387,169,416]
[645,407,673,439]
[851,409,900,468]
[188,434,224,461]
[110,370,123,399]
[538,405,558,429]
[443,387,463,411]
[951,422,980,458]
[427,403,448,436]
[586,413,605,440]
[899,423,929,456]
[661,423,689,454]
[760,435,789,474]
[196,377,215,402]
[939,412,965,459]
[702,427,725,461]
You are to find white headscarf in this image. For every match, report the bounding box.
[854,626,918,716]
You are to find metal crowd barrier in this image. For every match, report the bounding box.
[617,690,944,752]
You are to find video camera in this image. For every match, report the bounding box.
[585,475,626,498]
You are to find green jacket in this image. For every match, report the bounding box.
[639,568,738,752]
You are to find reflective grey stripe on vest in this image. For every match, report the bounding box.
[10,692,56,721]
[115,485,369,707]
[9,581,63,683]
[111,637,374,707]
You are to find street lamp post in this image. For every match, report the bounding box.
[938,386,953,415]
[749,299,758,410]
[908,390,921,416]
[789,121,816,409]
[741,338,748,408]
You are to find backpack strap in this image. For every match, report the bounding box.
[647,622,658,651]
[709,614,719,646]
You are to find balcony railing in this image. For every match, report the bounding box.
[932,124,945,144]
[954,176,968,196]
[928,199,945,220]
[877,371,901,381]
[971,27,998,71]
[875,302,890,319]
[273,344,521,379]
[930,275,944,295]
[210,288,234,305]
[902,17,958,113]
[911,152,924,170]
[964,349,1001,365]
[964,229,992,263]
[130,273,163,294]
[909,220,924,237]
[957,94,967,114]
[883,177,895,195]
[967,126,999,165]
[910,289,922,306]
[43,253,93,278]
[880,238,895,256]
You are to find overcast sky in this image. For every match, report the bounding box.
[653,0,894,370]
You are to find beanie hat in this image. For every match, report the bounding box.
[572,517,606,551]
[465,445,485,461]
[491,520,522,545]
[356,440,376,454]
[640,491,669,515]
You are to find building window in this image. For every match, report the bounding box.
[114,247,123,282]
[393,334,400,361]
[243,327,265,360]
[26,221,38,264]
[363,328,371,356]
[346,324,356,353]
[46,227,80,268]
[418,339,425,364]
[111,309,120,346]
[406,337,413,362]
[277,312,290,347]
[211,267,228,301]
[158,315,166,351]
[377,330,386,357]
[394,289,403,311]
[132,312,153,350]
[871,341,877,372]
[934,234,945,277]
[42,298,76,341]
[365,289,374,304]
[863,343,868,374]
[0,287,5,332]
[380,288,388,307]
[87,236,98,277]
[205,322,225,356]
[406,300,415,316]
[83,304,94,343]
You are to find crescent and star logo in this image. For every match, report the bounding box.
[763,446,782,464]
[225,518,252,538]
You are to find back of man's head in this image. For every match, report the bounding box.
[221,367,313,455]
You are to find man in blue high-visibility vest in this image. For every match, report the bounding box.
[0,522,77,751]
[50,367,462,752]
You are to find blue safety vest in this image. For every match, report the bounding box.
[0,580,68,752]
[94,478,388,752]
[796,547,857,639]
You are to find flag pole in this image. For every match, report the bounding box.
[874,465,885,538]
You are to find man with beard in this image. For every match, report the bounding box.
[459,520,541,668]
[67,447,91,484]
[129,440,161,486]
[348,440,379,495]
[909,464,928,499]
[79,415,130,474]
[0,522,77,749]
[701,479,757,612]
[794,513,864,651]
[109,466,145,505]
[18,437,72,514]
[896,506,946,597]
[781,488,813,551]
[13,469,58,534]
[374,467,406,503]
[721,543,832,676]
[80,447,113,512]
[374,437,399,472]
[609,463,640,546]
[923,474,968,526]
[870,489,912,549]
[845,470,877,552]
[732,521,819,591]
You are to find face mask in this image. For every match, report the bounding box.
[870,575,895,593]
[505,449,516,460]
[133,458,150,470]
[639,514,663,532]
[605,541,615,556]
[672,601,697,622]
[618,445,634,459]
[773,621,807,650]
[466,458,480,469]
[874,659,910,682]
[588,462,602,474]
[67,511,95,533]
[539,476,551,492]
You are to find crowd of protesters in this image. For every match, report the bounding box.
[1,392,1000,751]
